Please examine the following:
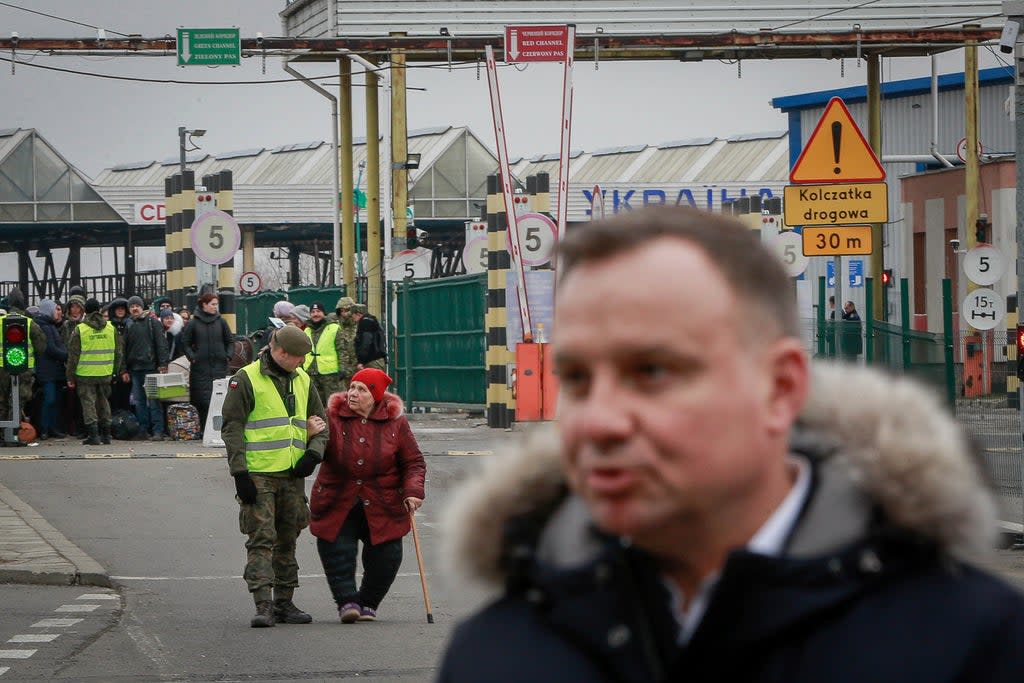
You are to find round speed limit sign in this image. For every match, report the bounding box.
[773,231,809,277]
[239,271,262,294]
[506,213,557,267]
[191,210,241,265]
[463,236,488,275]
[962,245,1005,287]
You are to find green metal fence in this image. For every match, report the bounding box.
[392,274,487,409]
[235,287,347,336]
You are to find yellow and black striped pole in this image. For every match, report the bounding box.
[203,170,236,333]
[485,173,516,428]
[164,171,195,309]
[164,175,178,306]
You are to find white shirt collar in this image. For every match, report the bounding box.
[665,455,812,645]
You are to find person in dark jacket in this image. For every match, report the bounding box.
[33,299,68,440]
[182,291,233,432]
[438,206,1024,683]
[310,368,425,623]
[838,299,863,360]
[351,305,386,370]
[122,295,170,440]
[161,308,184,361]
[60,293,87,436]
[105,296,132,412]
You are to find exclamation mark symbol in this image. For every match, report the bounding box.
[831,121,842,175]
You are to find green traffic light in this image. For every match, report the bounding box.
[4,347,26,368]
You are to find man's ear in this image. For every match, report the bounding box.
[764,338,809,437]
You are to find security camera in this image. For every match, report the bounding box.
[256,31,264,45]
[97,28,106,43]
[950,238,961,251]
[1000,19,1020,53]
[10,31,18,45]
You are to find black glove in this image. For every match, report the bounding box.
[292,450,321,478]
[233,472,258,504]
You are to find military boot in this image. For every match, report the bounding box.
[250,600,275,628]
[82,424,100,446]
[274,599,313,624]
[100,422,111,445]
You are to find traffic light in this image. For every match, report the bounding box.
[1016,325,1024,381]
[881,269,894,287]
[1,315,29,375]
[406,224,418,249]
[976,213,990,244]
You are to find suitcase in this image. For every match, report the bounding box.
[166,402,202,441]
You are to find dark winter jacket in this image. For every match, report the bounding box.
[122,313,169,372]
[181,308,233,378]
[355,313,386,365]
[310,391,425,545]
[33,314,67,383]
[438,363,1024,683]
[107,297,130,336]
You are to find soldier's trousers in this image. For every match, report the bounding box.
[0,370,34,422]
[311,374,345,405]
[238,474,309,603]
[76,382,111,426]
[365,358,386,371]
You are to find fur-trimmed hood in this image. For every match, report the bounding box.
[442,362,998,590]
[327,389,405,421]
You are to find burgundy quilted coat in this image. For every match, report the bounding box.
[309,391,426,545]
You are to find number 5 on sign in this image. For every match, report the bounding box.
[191,210,241,265]
[386,249,431,281]
[773,232,809,277]
[463,236,488,275]
[506,213,557,267]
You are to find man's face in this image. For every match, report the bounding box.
[162,315,174,331]
[338,308,351,320]
[113,305,126,319]
[159,302,172,312]
[54,305,63,322]
[129,304,143,318]
[843,302,855,314]
[69,303,83,319]
[310,308,325,323]
[554,239,804,548]
[270,345,305,372]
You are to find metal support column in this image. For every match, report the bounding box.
[365,65,382,317]
[340,56,355,291]
[867,54,884,321]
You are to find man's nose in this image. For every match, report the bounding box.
[570,374,632,444]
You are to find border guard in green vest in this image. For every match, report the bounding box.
[221,325,329,628]
[66,298,123,446]
[303,301,355,404]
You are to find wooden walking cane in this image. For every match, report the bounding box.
[409,509,435,624]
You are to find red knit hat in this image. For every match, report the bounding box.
[351,368,392,402]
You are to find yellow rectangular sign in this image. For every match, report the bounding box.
[802,226,873,256]
[783,182,888,226]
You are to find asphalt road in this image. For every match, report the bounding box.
[0,424,500,682]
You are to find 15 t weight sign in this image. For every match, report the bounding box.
[961,288,1005,331]
[191,210,241,265]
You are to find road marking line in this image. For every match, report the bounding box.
[0,666,9,675]
[173,453,222,458]
[7,635,58,643]
[445,450,493,456]
[77,594,117,600]
[0,651,36,659]
[0,455,40,460]
[31,618,81,628]
[55,605,100,613]
[83,453,131,459]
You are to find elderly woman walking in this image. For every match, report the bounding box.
[309,368,426,623]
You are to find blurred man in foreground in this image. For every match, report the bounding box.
[439,206,1024,682]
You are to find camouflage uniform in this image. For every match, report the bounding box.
[0,303,50,424]
[221,350,328,604]
[66,312,123,432]
[334,296,358,387]
[305,315,355,404]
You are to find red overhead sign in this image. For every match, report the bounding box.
[504,25,571,63]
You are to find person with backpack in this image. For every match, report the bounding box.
[352,304,386,371]
[123,296,170,440]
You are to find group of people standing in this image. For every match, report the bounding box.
[223,295,425,628]
[0,286,221,444]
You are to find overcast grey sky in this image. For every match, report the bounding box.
[0,1,1009,179]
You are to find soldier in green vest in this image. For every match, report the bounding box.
[221,325,329,628]
[303,301,354,404]
[66,298,123,446]
[0,287,47,427]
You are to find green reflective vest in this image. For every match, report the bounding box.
[0,314,35,371]
[76,322,115,377]
[304,323,340,375]
[241,360,311,473]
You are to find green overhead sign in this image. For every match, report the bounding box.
[177,28,240,66]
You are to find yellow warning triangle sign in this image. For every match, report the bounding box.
[789,97,885,183]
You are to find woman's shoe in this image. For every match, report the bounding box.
[339,602,361,624]
[357,606,377,622]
